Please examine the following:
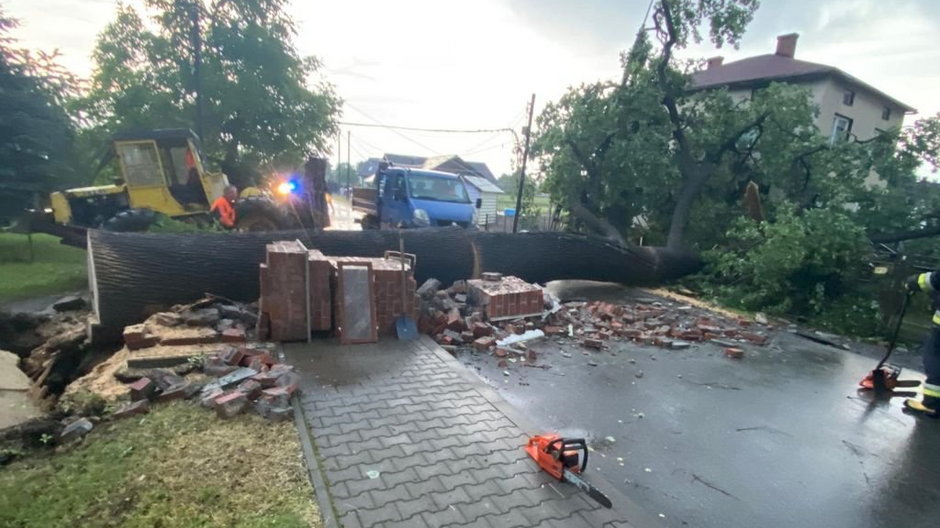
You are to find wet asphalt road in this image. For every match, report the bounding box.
[456,281,940,528]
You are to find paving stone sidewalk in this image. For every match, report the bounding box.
[286,336,658,528]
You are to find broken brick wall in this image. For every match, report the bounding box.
[259,241,308,342]
[467,276,543,321]
[329,257,417,338]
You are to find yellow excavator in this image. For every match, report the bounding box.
[24,129,325,246]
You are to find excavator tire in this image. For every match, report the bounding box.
[102,208,156,232]
[235,197,289,232]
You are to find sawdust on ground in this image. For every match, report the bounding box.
[63,347,131,401]
[644,287,750,321]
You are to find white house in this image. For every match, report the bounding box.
[462,175,504,226]
[691,33,916,143]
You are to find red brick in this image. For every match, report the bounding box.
[219,347,245,366]
[724,347,745,359]
[446,309,466,332]
[128,377,156,401]
[160,332,220,346]
[472,322,493,338]
[156,383,191,402]
[494,348,509,358]
[543,325,565,336]
[123,324,159,350]
[237,379,263,400]
[112,399,150,419]
[214,391,249,419]
[741,332,768,345]
[581,338,604,349]
[221,327,246,343]
[473,336,496,350]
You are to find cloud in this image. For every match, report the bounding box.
[3,0,939,177]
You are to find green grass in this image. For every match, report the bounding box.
[0,402,321,528]
[0,233,87,303]
[496,194,552,211]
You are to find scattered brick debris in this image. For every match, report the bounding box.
[112,399,151,419]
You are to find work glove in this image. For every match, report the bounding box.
[906,274,921,292]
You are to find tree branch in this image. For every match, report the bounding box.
[568,198,628,246]
[654,1,693,164]
[869,224,940,244]
[709,112,770,163]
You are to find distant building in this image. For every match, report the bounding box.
[461,175,504,226]
[358,154,498,185]
[691,33,916,143]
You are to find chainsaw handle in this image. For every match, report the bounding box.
[546,437,588,472]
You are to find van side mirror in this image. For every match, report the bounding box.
[475,198,482,209]
[394,189,407,201]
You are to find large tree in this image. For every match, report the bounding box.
[79,0,340,187]
[0,9,76,218]
[533,0,939,251]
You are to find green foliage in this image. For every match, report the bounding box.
[78,0,341,187]
[702,205,872,327]
[59,390,107,417]
[531,0,940,334]
[148,214,219,233]
[0,9,78,218]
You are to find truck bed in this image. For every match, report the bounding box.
[351,187,377,216]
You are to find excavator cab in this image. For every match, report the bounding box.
[110,129,228,216]
[49,129,230,230]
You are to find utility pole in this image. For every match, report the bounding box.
[187,0,203,141]
[336,130,341,190]
[513,93,536,234]
[346,130,351,192]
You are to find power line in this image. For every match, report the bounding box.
[337,121,514,135]
[344,103,442,154]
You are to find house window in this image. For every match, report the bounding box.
[882,107,892,121]
[842,90,855,106]
[830,114,853,144]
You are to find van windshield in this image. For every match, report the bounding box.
[407,173,470,203]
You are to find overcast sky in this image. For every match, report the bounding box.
[5,0,939,178]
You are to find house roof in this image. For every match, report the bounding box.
[358,153,499,185]
[464,161,497,183]
[691,54,916,113]
[384,153,426,167]
[463,175,504,194]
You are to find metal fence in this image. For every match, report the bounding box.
[479,211,563,233]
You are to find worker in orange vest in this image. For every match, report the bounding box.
[211,185,238,228]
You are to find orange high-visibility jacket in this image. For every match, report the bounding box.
[211,196,236,228]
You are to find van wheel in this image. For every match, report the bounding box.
[361,215,380,230]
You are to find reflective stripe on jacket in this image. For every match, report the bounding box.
[211,197,236,228]
[916,272,940,325]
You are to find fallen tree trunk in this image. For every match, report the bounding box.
[87,228,701,339]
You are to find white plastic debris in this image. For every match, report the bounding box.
[496,329,545,347]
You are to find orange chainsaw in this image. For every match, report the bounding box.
[525,434,612,508]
